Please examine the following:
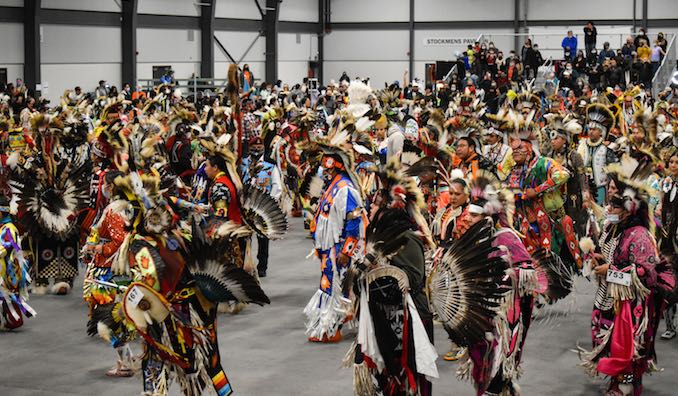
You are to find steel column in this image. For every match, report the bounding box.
[121,0,138,87]
[641,0,648,30]
[24,0,41,94]
[200,0,216,79]
[318,0,326,84]
[264,0,280,83]
[409,0,414,80]
[514,0,521,53]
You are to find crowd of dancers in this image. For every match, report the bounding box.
[1,62,677,396]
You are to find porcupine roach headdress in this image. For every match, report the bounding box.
[585,103,616,139]
[543,112,582,144]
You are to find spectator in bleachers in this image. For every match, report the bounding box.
[651,40,666,76]
[584,21,597,56]
[562,30,578,61]
[598,42,616,65]
[634,27,650,49]
[637,39,652,62]
[657,32,668,53]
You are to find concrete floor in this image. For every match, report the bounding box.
[1,218,678,395]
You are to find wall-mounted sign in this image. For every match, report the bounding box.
[423,37,478,46]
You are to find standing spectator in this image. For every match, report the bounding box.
[521,38,538,79]
[651,40,666,76]
[583,21,597,56]
[637,39,652,62]
[20,97,36,130]
[598,42,615,65]
[533,44,544,66]
[637,57,653,87]
[160,70,174,85]
[561,30,578,61]
[122,83,132,101]
[574,50,588,74]
[486,48,497,76]
[605,58,624,88]
[94,80,108,98]
[496,51,506,72]
[657,32,668,53]
[240,64,255,93]
[242,99,260,155]
[634,27,650,49]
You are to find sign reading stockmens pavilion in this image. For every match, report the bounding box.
[423,37,478,46]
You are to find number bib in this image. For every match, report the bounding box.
[126,285,144,307]
[606,268,631,287]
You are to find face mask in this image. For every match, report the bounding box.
[606,213,620,224]
[102,187,111,199]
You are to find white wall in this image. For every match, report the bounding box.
[279,32,317,83]
[0,0,22,6]
[648,0,678,19]
[137,28,200,81]
[42,0,120,12]
[215,0,261,19]
[415,0,513,21]
[414,28,514,80]
[40,24,121,102]
[279,0,318,22]
[214,31,265,81]
[331,0,409,22]
[527,0,635,20]
[324,29,409,87]
[0,23,24,84]
[138,0,199,16]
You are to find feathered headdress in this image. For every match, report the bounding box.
[543,112,582,143]
[374,157,434,248]
[200,134,243,193]
[489,107,538,141]
[585,103,616,138]
[630,103,658,145]
[605,153,657,215]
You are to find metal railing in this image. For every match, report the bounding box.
[137,76,261,103]
[653,33,676,93]
[479,32,674,62]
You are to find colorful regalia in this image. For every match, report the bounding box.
[88,170,286,396]
[10,112,92,295]
[304,89,371,342]
[0,199,35,330]
[579,155,667,395]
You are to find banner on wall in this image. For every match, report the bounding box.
[422,37,478,47]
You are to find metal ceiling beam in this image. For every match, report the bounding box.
[24,0,41,94]
[200,0,216,79]
[264,0,280,83]
[121,0,137,87]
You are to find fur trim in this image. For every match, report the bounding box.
[579,237,595,254]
